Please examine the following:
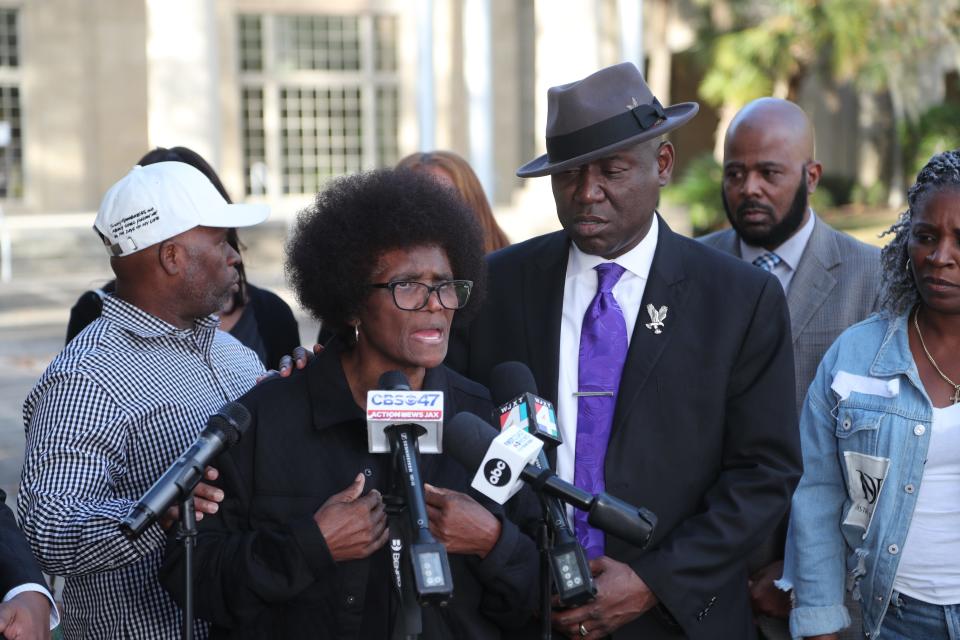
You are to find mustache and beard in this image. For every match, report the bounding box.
[722,172,809,249]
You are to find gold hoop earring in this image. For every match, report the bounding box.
[354,324,360,344]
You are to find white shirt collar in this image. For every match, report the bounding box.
[739,208,816,271]
[567,213,659,281]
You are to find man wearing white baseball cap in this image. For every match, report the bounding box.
[94,161,268,258]
[18,161,270,639]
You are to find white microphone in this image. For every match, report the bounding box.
[469,424,543,504]
[446,412,656,549]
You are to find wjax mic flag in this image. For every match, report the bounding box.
[496,392,561,445]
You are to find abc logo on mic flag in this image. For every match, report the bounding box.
[471,425,543,504]
[483,458,512,486]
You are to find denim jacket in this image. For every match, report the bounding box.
[781,311,935,639]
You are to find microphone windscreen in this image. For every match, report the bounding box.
[442,412,499,471]
[489,361,538,407]
[378,370,411,391]
[211,401,252,447]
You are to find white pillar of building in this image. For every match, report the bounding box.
[417,0,436,152]
[501,0,600,239]
[463,0,494,200]
[145,0,221,168]
[533,0,600,159]
[618,0,644,71]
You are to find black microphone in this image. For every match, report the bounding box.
[444,411,656,549]
[375,371,452,603]
[120,402,251,539]
[490,361,562,449]
[490,361,594,605]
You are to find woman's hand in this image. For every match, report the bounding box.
[314,473,389,561]
[278,344,324,377]
[159,466,223,529]
[425,484,501,558]
[748,560,791,619]
[257,344,324,383]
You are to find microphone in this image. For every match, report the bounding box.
[120,402,251,539]
[444,412,657,549]
[490,361,594,605]
[370,371,452,603]
[490,361,562,448]
[469,423,543,503]
[366,372,444,454]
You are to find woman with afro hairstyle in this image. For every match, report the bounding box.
[161,169,538,639]
[783,149,960,640]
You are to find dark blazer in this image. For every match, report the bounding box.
[699,215,881,413]
[161,340,538,639]
[446,218,802,639]
[700,216,880,640]
[0,489,46,598]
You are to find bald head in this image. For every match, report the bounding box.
[725,98,815,161]
[721,98,823,250]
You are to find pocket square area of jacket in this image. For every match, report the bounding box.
[831,371,899,401]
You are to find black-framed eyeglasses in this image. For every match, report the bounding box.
[370,280,473,311]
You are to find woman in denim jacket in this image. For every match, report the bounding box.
[783,149,960,640]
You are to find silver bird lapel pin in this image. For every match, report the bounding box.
[644,304,668,334]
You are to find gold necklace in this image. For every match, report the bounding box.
[914,307,960,405]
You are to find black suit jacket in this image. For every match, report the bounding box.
[447,219,802,639]
[0,489,46,598]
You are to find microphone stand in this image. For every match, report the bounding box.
[384,495,422,640]
[384,423,453,608]
[537,518,552,640]
[175,495,197,640]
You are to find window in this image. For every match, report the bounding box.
[0,8,21,199]
[238,13,400,196]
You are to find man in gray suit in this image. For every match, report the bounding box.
[700,97,880,640]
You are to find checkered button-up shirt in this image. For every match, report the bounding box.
[19,295,265,639]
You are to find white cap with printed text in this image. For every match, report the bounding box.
[94,161,269,257]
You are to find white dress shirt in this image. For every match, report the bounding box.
[739,209,816,293]
[556,215,659,490]
[3,583,59,629]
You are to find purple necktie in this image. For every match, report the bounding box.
[574,262,628,559]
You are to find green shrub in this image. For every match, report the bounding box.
[664,153,726,235]
[817,174,854,207]
[851,182,887,207]
[902,102,960,182]
[810,184,835,212]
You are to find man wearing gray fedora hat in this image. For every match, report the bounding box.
[447,62,802,639]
